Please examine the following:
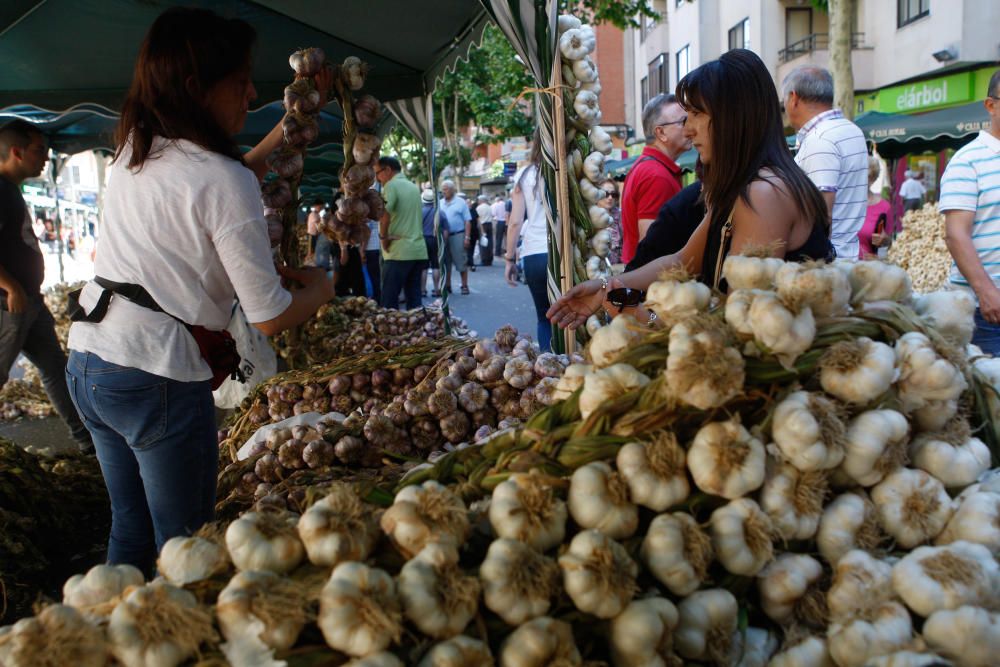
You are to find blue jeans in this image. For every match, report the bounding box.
[65,351,217,575]
[523,253,552,352]
[973,309,1000,356]
[314,233,333,270]
[381,259,424,309]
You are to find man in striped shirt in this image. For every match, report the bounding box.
[941,70,1000,353]
[783,67,868,259]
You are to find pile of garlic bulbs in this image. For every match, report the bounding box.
[886,203,953,293]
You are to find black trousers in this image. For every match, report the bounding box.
[479,222,493,266]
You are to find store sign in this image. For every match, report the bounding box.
[879,72,973,113]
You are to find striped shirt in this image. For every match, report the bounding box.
[940,130,1000,289]
[795,109,869,260]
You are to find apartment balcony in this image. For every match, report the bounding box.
[776,32,874,90]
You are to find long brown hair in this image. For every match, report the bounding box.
[676,49,828,235]
[114,7,256,169]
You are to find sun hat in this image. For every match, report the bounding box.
[421,189,435,203]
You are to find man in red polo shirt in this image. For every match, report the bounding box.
[620,93,691,264]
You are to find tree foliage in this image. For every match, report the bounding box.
[560,0,659,29]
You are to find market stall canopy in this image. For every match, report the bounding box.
[855,100,991,159]
[0,0,489,111]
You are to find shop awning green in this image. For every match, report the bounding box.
[855,100,990,159]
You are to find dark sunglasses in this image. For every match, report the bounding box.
[607,287,645,313]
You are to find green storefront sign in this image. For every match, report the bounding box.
[877,72,973,113]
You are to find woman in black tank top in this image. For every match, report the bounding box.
[547,50,835,330]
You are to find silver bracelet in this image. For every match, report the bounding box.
[647,310,658,327]
[599,276,609,293]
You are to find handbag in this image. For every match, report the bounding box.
[479,234,489,248]
[68,277,244,390]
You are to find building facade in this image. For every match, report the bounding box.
[623,0,1000,143]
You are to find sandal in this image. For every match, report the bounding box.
[461,286,470,295]
[432,290,441,297]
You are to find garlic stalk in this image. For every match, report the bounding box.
[480,538,559,624]
[687,417,765,498]
[891,541,999,617]
[924,606,1000,667]
[840,409,910,487]
[568,461,638,539]
[758,553,827,627]
[380,480,470,559]
[826,601,913,667]
[616,431,690,511]
[771,391,847,471]
[578,363,650,419]
[217,570,308,651]
[819,337,897,405]
[62,563,144,610]
[418,636,493,667]
[398,541,480,639]
[710,498,774,576]
[318,562,402,657]
[722,254,784,290]
[641,511,714,596]
[610,597,681,667]
[499,617,581,667]
[871,468,954,548]
[587,314,642,367]
[936,491,1000,553]
[225,509,305,574]
[817,491,887,565]
[894,331,968,413]
[826,550,894,622]
[558,529,637,618]
[488,472,567,552]
[675,588,739,665]
[157,536,228,586]
[910,419,991,489]
[664,316,745,410]
[0,604,107,667]
[760,460,828,541]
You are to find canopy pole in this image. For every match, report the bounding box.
[550,52,575,354]
[49,150,65,283]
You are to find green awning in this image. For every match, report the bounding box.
[854,101,990,159]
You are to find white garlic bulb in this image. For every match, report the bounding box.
[558,529,637,618]
[480,538,558,625]
[641,512,714,596]
[687,417,765,499]
[488,472,567,552]
[710,498,774,576]
[567,461,638,539]
[381,481,470,559]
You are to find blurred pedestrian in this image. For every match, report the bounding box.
[375,156,426,309]
[476,194,494,266]
[364,216,381,303]
[492,194,507,258]
[859,156,892,259]
[460,192,479,271]
[420,188,440,297]
[439,180,471,295]
[900,170,926,212]
[598,179,622,265]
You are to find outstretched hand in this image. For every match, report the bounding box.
[546,278,606,330]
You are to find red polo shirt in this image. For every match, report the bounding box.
[620,146,683,264]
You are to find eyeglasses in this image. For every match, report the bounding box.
[657,117,687,128]
[989,96,1000,101]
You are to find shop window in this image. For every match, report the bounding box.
[648,54,669,98]
[675,45,690,85]
[728,17,750,51]
[898,0,929,27]
[641,76,649,108]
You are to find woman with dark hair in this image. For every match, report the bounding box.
[66,7,335,573]
[548,49,832,329]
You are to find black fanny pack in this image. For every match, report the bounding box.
[68,277,244,390]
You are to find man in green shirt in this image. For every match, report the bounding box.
[375,156,428,309]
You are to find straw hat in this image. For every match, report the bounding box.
[421,189,435,203]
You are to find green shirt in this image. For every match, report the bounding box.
[382,173,428,262]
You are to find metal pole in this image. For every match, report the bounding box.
[49,150,64,283]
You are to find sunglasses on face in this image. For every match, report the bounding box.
[607,287,645,313]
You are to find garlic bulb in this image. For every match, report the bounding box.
[674,589,739,664]
[568,461,638,539]
[588,205,612,230]
[641,512,714,596]
[345,653,404,667]
[871,468,954,548]
[579,176,606,203]
[771,390,847,471]
[687,417,765,498]
[62,563,144,609]
[217,570,307,651]
[848,260,913,304]
[552,363,592,401]
[399,541,480,639]
[582,151,605,183]
[914,289,976,345]
[758,553,827,627]
[381,481,470,559]
[818,491,886,565]
[499,617,581,667]
[910,421,991,489]
[590,229,611,258]
[894,331,968,413]
[819,337,897,405]
[571,57,599,84]
[767,636,834,667]
[225,509,305,574]
[578,363,649,419]
[710,498,774,576]
[616,432,689,511]
[318,562,402,656]
[760,460,828,540]
[645,277,711,321]
[588,315,641,367]
[826,550,894,621]
[936,491,1000,553]
[865,651,949,667]
[157,536,228,586]
[774,261,851,317]
[107,581,216,667]
[590,126,614,155]
[610,597,681,667]
[559,26,596,60]
[840,409,910,487]
[298,485,381,567]
[418,636,493,667]
[746,291,816,367]
[722,254,784,290]
[723,288,765,336]
[910,398,959,431]
[480,538,559,625]
[664,316,745,410]
[0,604,107,667]
[924,605,1000,667]
[891,541,998,617]
[557,14,582,34]
[826,601,913,667]
[558,529,637,618]
[488,472,567,551]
